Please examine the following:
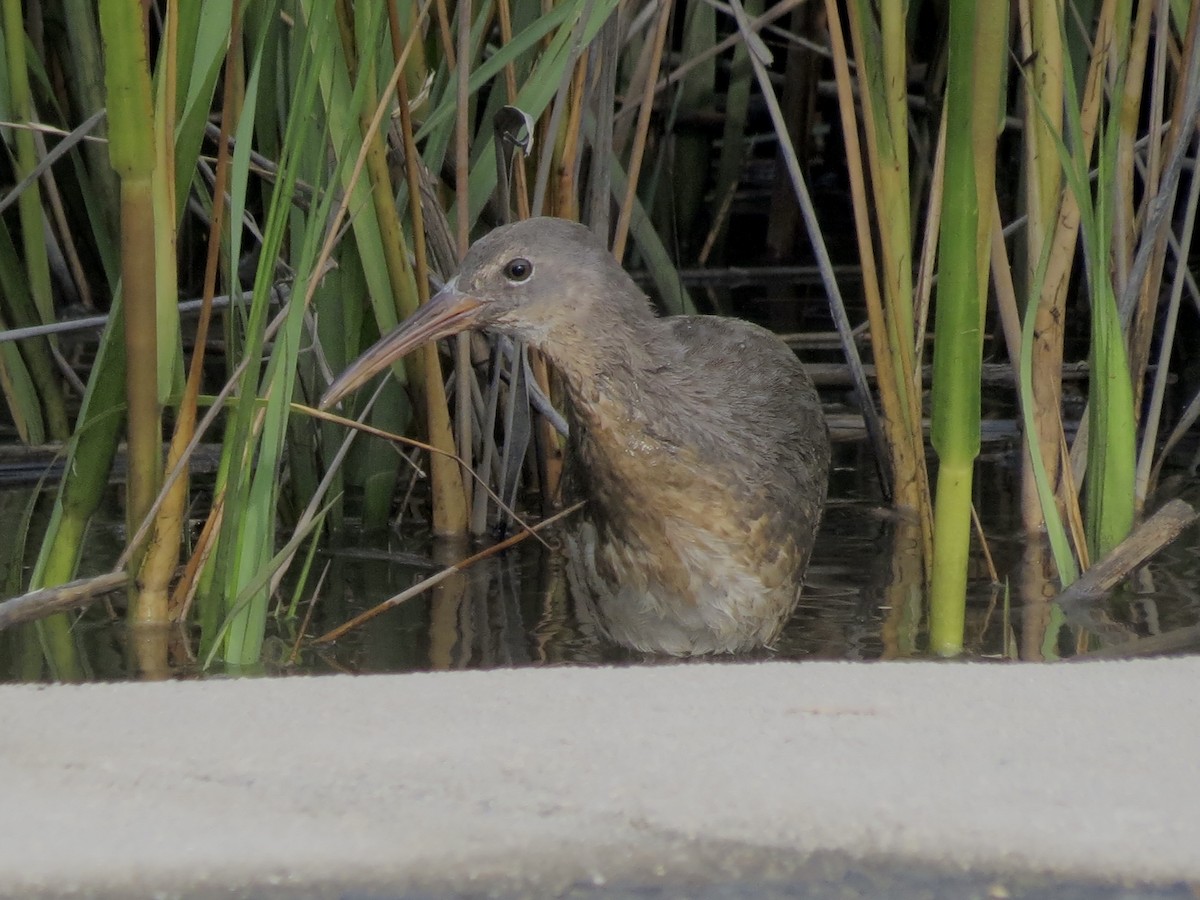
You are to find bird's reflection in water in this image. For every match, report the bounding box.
[312,532,630,673]
[309,488,914,673]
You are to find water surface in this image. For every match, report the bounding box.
[10,439,1196,681]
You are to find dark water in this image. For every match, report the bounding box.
[9,437,1197,682]
[289,442,1200,675]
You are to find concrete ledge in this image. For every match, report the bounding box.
[1,659,1197,897]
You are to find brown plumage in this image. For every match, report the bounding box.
[322,217,830,655]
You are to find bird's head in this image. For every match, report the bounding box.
[321,217,644,409]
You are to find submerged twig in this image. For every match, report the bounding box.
[287,559,331,666]
[312,501,585,644]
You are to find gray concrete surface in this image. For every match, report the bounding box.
[1,659,1197,898]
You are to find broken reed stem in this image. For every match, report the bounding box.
[0,571,129,631]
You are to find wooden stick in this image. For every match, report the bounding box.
[1055,498,1198,607]
[0,571,128,630]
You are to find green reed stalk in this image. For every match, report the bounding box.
[58,7,120,263]
[711,0,759,263]
[836,0,932,565]
[1069,1,1136,559]
[1,2,70,440]
[613,0,673,261]
[669,2,716,255]
[0,226,50,444]
[356,2,467,536]
[1016,0,1076,559]
[99,0,165,619]
[201,1,329,665]
[203,0,441,663]
[1017,0,1136,574]
[17,2,147,643]
[138,0,244,625]
[929,0,1006,656]
[1,6,50,319]
[1011,0,1110,590]
[448,0,620,228]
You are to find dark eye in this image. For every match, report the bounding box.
[503,258,533,282]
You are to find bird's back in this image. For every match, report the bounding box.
[661,315,827,487]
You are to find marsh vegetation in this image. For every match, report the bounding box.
[0,0,1197,677]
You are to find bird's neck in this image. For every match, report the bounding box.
[543,312,681,516]
[538,307,661,400]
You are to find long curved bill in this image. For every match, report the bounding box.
[320,278,483,409]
